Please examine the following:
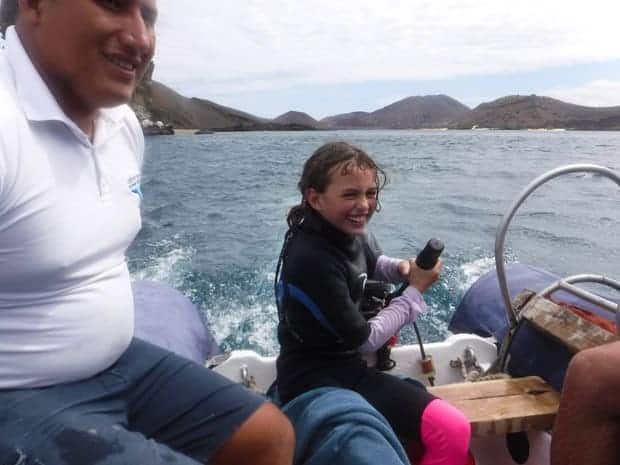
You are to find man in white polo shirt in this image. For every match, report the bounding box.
[0,1,293,464]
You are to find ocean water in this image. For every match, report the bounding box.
[127,130,619,355]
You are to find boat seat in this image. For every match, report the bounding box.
[428,376,560,436]
[514,290,618,353]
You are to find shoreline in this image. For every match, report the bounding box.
[174,129,199,135]
[143,127,620,137]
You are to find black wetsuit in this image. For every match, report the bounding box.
[276,209,435,441]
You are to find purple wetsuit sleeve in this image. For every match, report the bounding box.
[358,287,427,353]
[373,255,406,284]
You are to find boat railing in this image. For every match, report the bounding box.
[539,274,620,326]
[494,164,620,371]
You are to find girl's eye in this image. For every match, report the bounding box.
[366,190,378,198]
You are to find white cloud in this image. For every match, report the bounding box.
[545,80,620,107]
[153,0,620,100]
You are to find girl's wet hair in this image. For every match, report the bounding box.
[287,141,387,228]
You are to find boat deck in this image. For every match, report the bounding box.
[429,376,560,436]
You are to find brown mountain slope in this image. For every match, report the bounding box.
[274,111,318,127]
[319,111,372,129]
[369,95,470,128]
[131,73,620,132]
[452,95,620,130]
[320,95,471,129]
[132,79,316,131]
[135,80,266,129]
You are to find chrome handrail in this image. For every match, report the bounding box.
[494,164,619,369]
[539,274,620,328]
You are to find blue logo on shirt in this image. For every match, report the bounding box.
[128,175,143,200]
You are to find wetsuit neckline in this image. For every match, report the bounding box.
[302,209,360,254]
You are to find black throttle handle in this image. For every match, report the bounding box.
[415,238,444,270]
[387,238,444,302]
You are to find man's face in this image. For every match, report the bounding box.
[23,0,157,116]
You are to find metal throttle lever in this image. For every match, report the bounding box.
[414,238,444,386]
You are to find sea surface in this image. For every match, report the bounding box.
[127,130,619,355]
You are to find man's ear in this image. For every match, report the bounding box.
[305,188,322,211]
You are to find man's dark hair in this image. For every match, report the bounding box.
[0,0,18,38]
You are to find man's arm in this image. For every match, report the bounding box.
[551,342,620,465]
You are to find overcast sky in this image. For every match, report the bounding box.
[153,0,620,119]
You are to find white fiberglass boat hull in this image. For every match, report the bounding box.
[211,334,551,465]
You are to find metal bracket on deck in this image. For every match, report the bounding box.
[240,364,257,390]
[450,346,484,381]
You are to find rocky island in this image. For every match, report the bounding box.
[131,66,620,133]
[451,95,620,131]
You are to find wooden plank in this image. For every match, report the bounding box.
[520,295,618,353]
[429,376,554,400]
[429,376,560,436]
[512,289,536,315]
[444,392,559,436]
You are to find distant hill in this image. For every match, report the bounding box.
[132,79,318,131]
[132,79,267,130]
[319,111,372,129]
[452,95,620,130]
[368,95,471,129]
[274,111,319,127]
[320,95,471,129]
[132,71,620,132]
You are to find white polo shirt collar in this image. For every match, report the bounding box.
[5,27,126,146]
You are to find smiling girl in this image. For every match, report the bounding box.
[275,142,471,465]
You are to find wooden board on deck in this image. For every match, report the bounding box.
[428,376,560,436]
[519,294,618,353]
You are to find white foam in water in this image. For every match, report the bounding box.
[205,309,238,345]
[131,246,195,289]
[457,257,495,291]
[208,302,279,355]
[247,304,279,355]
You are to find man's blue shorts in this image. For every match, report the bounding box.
[0,338,265,464]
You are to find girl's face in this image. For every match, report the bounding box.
[307,163,378,236]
